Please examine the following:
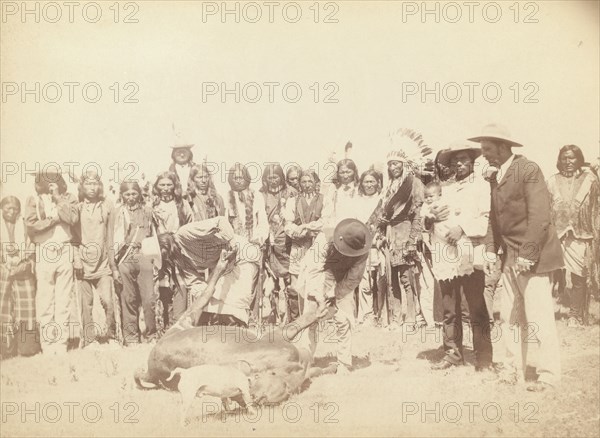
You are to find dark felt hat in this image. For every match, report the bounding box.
[332,218,372,257]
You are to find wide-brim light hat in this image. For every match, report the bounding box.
[170,123,195,149]
[170,143,195,149]
[333,218,372,257]
[468,123,523,147]
[435,141,482,169]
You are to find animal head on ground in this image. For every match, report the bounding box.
[250,372,290,404]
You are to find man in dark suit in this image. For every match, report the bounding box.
[469,124,564,392]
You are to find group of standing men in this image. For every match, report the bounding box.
[1,123,598,392]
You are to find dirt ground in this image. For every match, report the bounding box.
[1,301,599,438]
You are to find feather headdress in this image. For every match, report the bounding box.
[387,128,434,177]
[327,141,354,164]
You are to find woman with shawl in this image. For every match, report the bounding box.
[0,196,40,357]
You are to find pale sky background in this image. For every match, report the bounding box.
[1,0,599,201]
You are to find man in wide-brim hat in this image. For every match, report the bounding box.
[427,142,493,373]
[296,218,371,374]
[435,141,482,181]
[168,130,197,202]
[468,123,523,149]
[469,123,564,392]
[436,140,500,330]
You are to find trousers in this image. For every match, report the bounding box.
[79,275,116,345]
[439,269,492,367]
[35,244,77,354]
[499,267,561,384]
[118,252,156,344]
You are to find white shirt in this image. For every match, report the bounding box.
[296,232,368,301]
[423,176,490,279]
[40,194,57,218]
[175,164,191,188]
[154,200,180,233]
[226,190,269,246]
[497,154,516,184]
[206,261,258,324]
[452,177,490,239]
[322,184,359,228]
[31,194,73,245]
[355,193,381,224]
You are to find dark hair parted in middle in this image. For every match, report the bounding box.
[556,144,585,172]
[332,159,359,188]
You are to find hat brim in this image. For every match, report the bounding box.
[332,218,373,257]
[170,144,195,149]
[436,147,482,169]
[467,136,523,147]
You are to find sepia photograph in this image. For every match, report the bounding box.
[0,1,599,436]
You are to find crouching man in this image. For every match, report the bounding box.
[156,216,259,329]
[295,219,371,374]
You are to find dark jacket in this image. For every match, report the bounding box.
[485,155,563,274]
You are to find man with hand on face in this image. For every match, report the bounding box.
[25,170,80,355]
[469,124,564,392]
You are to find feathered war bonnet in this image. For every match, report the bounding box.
[386,128,434,179]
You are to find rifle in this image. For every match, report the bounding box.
[383,224,392,326]
[251,244,268,327]
[112,279,124,345]
[407,255,424,321]
[583,276,591,326]
[73,276,83,347]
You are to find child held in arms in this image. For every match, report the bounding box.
[421,182,473,281]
